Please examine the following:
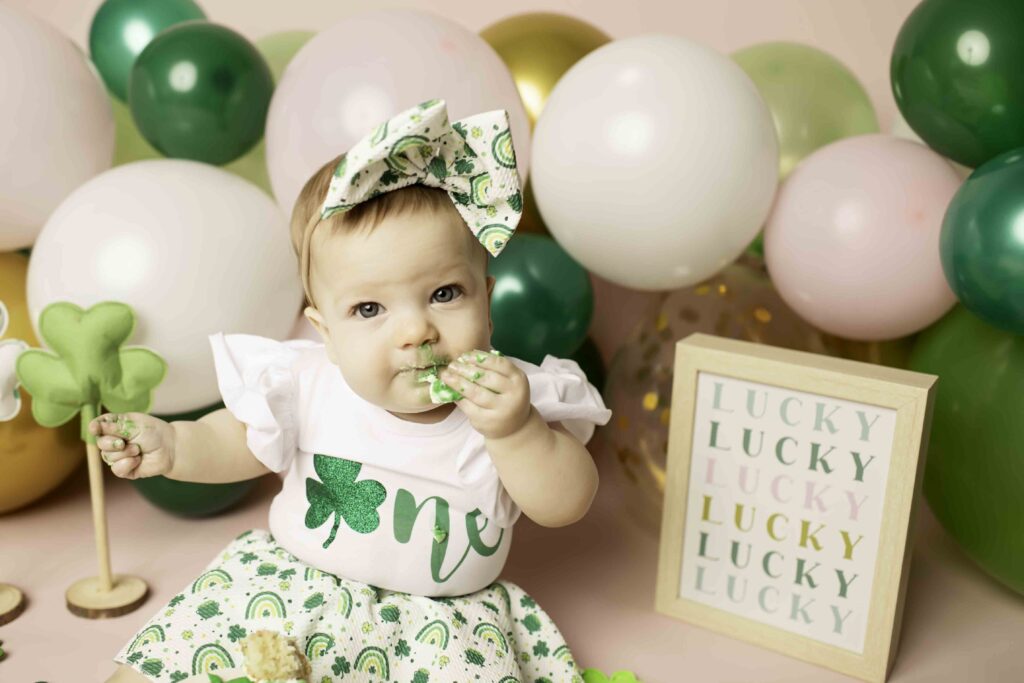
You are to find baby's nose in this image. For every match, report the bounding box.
[397,315,438,349]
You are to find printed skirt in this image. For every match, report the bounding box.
[114,529,583,682]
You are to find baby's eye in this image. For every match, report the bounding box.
[353,302,381,319]
[431,285,462,304]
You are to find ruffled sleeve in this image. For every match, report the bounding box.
[454,354,613,528]
[524,355,613,443]
[208,332,320,473]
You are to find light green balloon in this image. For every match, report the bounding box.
[111,95,161,166]
[733,42,879,179]
[224,30,315,196]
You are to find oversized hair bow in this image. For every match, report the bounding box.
[319,98,523,257]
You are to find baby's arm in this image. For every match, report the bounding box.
[484,409,599,528]
[88,409,271,483]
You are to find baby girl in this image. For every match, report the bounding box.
[95,100,611,682]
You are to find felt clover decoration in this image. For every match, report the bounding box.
[15,301,166,441]
[14,301,165,618]
[0,301,29,422]
[305,454,387,548]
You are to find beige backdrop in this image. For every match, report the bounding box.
[11,4,1018,683]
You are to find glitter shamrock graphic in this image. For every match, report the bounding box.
[305,454,387,548]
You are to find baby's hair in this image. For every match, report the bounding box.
[290,153,469,309]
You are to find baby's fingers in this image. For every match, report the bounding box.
[109,454,142,478]
[101,441,140,465]
[97,435,128,452]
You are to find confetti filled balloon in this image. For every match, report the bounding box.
[603,256,913,531]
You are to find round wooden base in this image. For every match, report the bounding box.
[0,584,26,626]
[66,575,148,619]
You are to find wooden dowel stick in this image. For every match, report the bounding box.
[84,441,113,593]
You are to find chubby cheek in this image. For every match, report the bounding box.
[331,344,388,403]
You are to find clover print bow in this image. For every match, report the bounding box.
[15,301,167,441]
[0,301,28,422]
[305,453,387,549]
[320,98,523,257]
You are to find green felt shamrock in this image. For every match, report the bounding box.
[305,453,387,548]
[582,669,642,683]
[14,301,166,441]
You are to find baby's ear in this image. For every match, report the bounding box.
[304,307,340,364]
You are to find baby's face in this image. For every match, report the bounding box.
[304,209,493,422]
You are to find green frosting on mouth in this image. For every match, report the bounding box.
[413,344,502,405]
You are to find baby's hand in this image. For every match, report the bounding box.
[442,349,531,440]
[87,412,175,479]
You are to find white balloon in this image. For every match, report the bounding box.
[27,160,303,413]
[0,5,114,250]
[531,35,779,291]
[265,8,530,218]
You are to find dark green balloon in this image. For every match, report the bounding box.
[129,22,274,164]
[569,337,606,394]
[940,148,1024,334]
[891,0,1024,168]
[89,0,205,101]
[131,401,262,518]
[488,234,593,365]
[908,306,1024,595]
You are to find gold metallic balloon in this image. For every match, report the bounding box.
[480,12,610,128]
[0,252,82,514]
[481,13,609,237]
[600,255,913,532]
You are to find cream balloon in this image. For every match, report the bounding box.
[265,8,530,217]
[0,4,114,250]
[530,35,779,291]
[27,160,303,413]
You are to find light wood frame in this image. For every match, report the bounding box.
[655,333,937,683]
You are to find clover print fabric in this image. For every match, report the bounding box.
[114,530,584,683]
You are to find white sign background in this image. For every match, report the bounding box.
[678,371,896,653]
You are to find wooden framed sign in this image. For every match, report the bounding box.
[655,333,937,683]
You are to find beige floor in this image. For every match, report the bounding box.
[1,441,1023,683]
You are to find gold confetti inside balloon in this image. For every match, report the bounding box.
[600,254,913,532]
[0,252,82,514]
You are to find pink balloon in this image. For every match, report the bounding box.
[265,8,530,217]
[764,134,960,341]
